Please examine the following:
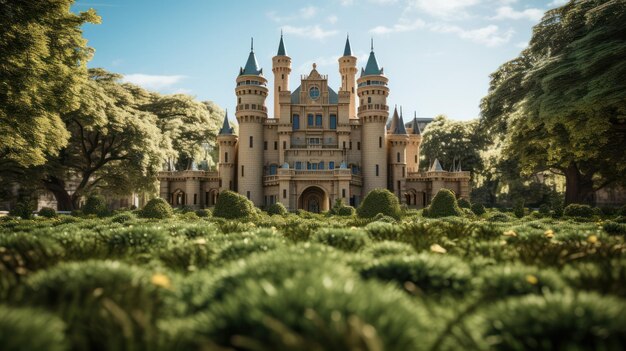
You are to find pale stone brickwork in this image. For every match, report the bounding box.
[158,35,471,212]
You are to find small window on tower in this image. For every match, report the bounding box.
[274,141,278,150]
[282,74,285,79]
[397,152,400,163]
[376,164,379,176]
[379,137,382,148]
[250,136,253,148]
[264,141,267,150]
[225,152,228,163]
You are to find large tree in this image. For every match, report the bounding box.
[42,69,166,210]
[480,0,626,204]
[0,0,100,167]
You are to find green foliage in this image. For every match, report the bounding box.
[141,198,173,219]
[364,221,401,241]
[471,203,486,216]
[363,241,415,258]
[603,221,626,235]
[110,212,135,223]
[551,198,564,218]
[487,211,514,222]
[481,292,626,351]
[475,264,566,299]
[213,190,255,219]
[564,203,595,218]
[8,202,34,219]
[425,188,463,218]
[330,198,356,216]
[457,198,471,209]
[104,227,169,255]
[0,305,67,351]
[194,209,210,218]
[267,202,288,216]
[37,207,57,218]
[313,228,371,252]
[82,195,108,216]
[538,204,551,217]
[513,199,525,219]
[357,188,402,219]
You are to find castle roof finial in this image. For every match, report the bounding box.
[240,38,262,76]
[219,109,234,135]
[371,37,374,51]
[277,31,287,56]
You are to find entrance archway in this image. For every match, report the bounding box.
[172,189,186,207]
[298,186,329,213]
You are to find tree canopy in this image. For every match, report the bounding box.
[480,0,626,204]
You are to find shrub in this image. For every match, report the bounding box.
[603,221,626,235]
[312,228,371,252]
[425,188,463,218]
[0,305,67,351]
[110,212,135,223]
[194,209,210,218]
[551,199,564,218]
[363,241,415,258]
[177,205,194,213]
[513,199,525,219]
[487,212,514,222]
[481,292,626,351]
[619,204,626,216]
[538,204,551,217]
[158,239,215,271]
[365,221,401,241]
[213,190,255,219]
[474,264,566,299]
[457,198,471,209]
[180,211,199,220]
[82,195,108,216]
[104,227,169,254]
[471,203,486,216]
[337,205,356,216]
[216,236,285,261]
[357,188,402,219]
[141,198,173,219]
[359,254,472,296]
[564,203,595,218]
[8,201,34,219]
[267,202,288,216]
[37,207,57,218]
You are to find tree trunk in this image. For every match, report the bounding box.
[42,176,74,211]
[564,163,595,205]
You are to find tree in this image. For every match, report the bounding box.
[42,69,166,210]
[480,0,626,205]
[0,0,100,167]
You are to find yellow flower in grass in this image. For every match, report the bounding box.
[587,235,598,244]
[544,229,554,239]
[525,274,538,285]
[430,244,447,254]
[503,230,517,237]
[151,273,171,289]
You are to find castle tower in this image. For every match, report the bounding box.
[357,39,389,196]
[406,112,422,173]
[236,38,267,206]
[338,35,357,119]
[272,32,291,119]
[388,106,409,201]
[217,110,238,193]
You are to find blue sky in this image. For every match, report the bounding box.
[73,0,568,121]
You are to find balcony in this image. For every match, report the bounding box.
[290,143,339,149]
[236,104,268,112]
[358,104,389,113]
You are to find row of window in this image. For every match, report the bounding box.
[292,114,337,130]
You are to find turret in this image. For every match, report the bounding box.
[272,32,291,120]
[338,35,357,119]
[217,110,238,193]
[387,106,409,200]
[406,112,423,173]
[357,39,389,195]
[236,38,267,206]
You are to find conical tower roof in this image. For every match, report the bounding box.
[219,110,234,135]
[277,32,287,56]
[240,38,263,76]
[343,35,353,56]
[430,158,444,172]
[408,112,421,135]
[361,38,383,77]
[389,106,407,135]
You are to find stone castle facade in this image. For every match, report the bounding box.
[158,35,470,212]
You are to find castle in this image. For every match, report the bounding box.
[158,35,470,212]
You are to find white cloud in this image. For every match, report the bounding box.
[328,15,338,24]
[370,18,426,34]
[267,6,318,22]
[492,6,544,21]
[339,0,354,6]
[548,0,568,7]
[296,55,340,74]
[123,74,186,90]
[283,25,339,41]
[407,0,481,19]
[430,24,514,47]
[300,6,318,19]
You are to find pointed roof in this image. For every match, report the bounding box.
[389,106,407,135]
[277,31,287,56]
[240,38,263,76]
[430,158,444,172]
[361,38,383,77]
[343,35,353,56]
[219,110,234,135]
[456,160,462,172]
[408,112,422,135]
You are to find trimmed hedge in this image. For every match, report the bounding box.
[564,203,595,218]
[0,305,67,351]
[425,188,463,218]
[38,207,57,218]
[267,202,288,216]
[357,188,402,219]
[141,198,173,219]
[457,198,471,209]
[213,190,255,219]
[471,203,486,216]
[83,195,108,216]
[312,228,371,252]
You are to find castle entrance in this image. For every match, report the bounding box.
[298,186,329,213]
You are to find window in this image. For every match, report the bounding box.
[315,114,322,126]
[397,152,400,162]
[415,155,418,163]
[278,86,281,92]
[274,141,278,150]
[238,97,241,104]
[194,194,197,205]
[249,136,253,148]
[357,142,361,150]
[229,181,232,190]
[283,141,287,149]
[269,164,278,175]
[282,74,284,79]
[376,164,379,176]
[246,191,250,199]
[379,137,382,148]
[264,141,268,150]
[318,161,324,170]
[397,181,401,193]
[309,86,320,99]
[283,189,287,198]
[342,189,346,197]
[368,97,371,103]
[307,114,314,126]
[349,141,352,150]
[225,152,228,163]
[293,114,300,130]
[295,161,302,170]
[402,166,405,177]
[343,141,346,149]
[329,161,335,170]
[330,114,337,129]
[241,165,244,177]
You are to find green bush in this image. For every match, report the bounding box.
[363,241,415,258]
[9,202,34,219]
[603,221,626,235]
[141,198,173,219]
[194,209,210,218]
[365,221,401,241]
[538,204,551,216]
[267,202,288,216]
[82,195,108,216]
[619,204,626,216]
[513,199,525,219]
[104,227,169,254]
[425,188,463,218]
[564,203,595,218]
[487,211,514,222]
[212,190,255,219]
[312,228,371,252]
[180,211,199,220]
[457,198,471,209]
[158,239,215,271]
[475,264,566,299]
[0,305,67,351]
[110,212,135,223]
[337,205,356,216]
[481,292,626,351]
[471,203,486,216]
[551,199,564,218]
[359,254,472,296]
[216,236,285,261]
[357,188,402,219]
[37,207,57,218]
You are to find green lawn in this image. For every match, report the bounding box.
[1,210,625,351]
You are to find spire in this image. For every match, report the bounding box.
[389,106,408,135]
[456,160,462,172]
[343,34,353,56]
[219,109,233,135]
[240,37,263,76]
[361,38,383,77]
[430,158,444,172]
[277,31,287,56]
[408,111,422,135]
